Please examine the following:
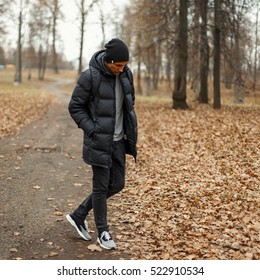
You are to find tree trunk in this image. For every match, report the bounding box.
[145,75,151,97]
[233,34,244,103]
[78,7,85,75]
[99,0,106,49]
[38,39,49,81]
[166,54,172,91]
[253,3,259,91]
[223,58,233,89]
[234,77,245,103]
[27,65,31,81]
[52,0,59,74]
[14,8,22,84]
[172,0,189,109]
[152,43,161,90]
[39,25,50,81]
[41,47,49,80]
[190,0,200,99]
[213,0,221,109]
[199,0,209,103]
[137,51,142,95]
[77,0,97,75]
[38,45,43,80]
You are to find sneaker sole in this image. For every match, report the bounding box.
[97,238,116,250]
[66,214,91,241]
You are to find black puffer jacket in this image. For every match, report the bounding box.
[68,50,138,168]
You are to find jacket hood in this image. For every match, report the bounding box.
[89,50,114,77]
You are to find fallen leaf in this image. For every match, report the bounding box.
[54,211,63,216]
[245,253,253,260]
[74,183,83,187]
[87,244,102,252]
[48,252,58,257]
[10,248,18,253]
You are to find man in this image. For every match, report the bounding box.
[66,38,138,250]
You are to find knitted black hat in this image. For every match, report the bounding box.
[104,38,129,63]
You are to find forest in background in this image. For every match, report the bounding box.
[0,0,260,109]
[120,0,260,109]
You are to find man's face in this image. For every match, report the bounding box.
[106,61,128,75]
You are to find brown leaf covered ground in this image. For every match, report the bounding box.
[113,100,260,260]
[0,82,52,138]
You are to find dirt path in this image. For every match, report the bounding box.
[0,78,130,260]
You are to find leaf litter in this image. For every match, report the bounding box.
[0,88,52,138]
[112,101,260,260]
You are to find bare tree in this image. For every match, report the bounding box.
[14,5,22,83]
[51,0,60,74]
[233,4,244,103]
[119,3,144,95]
[119,0,178,96]
[44,0,62,74]
[136,35,143,95]
[75,0,98,75]
[14,0,29,83]
[29,0,51,80]
[189,0,200,98]
[253,1,259,91]
[213,0,221,109]
[97,0,106,49]
[172,0,189,109]
[199,0,209,103]
[24,45,37,80]
[220,0,252,103]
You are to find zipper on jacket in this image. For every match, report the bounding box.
[108,76,116,166]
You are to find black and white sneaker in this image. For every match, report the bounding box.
[97,231,116,250]
[66,213,91,241]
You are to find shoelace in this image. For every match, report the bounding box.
[101,231,112,241]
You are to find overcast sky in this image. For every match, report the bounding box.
[59,0,129,63]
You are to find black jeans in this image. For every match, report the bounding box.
[74,139,125,234]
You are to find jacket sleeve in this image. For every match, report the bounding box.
[130,71,136,107]
[68,69,95,137]
[126,68,135,106]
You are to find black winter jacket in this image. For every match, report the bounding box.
[68,50,138,168]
